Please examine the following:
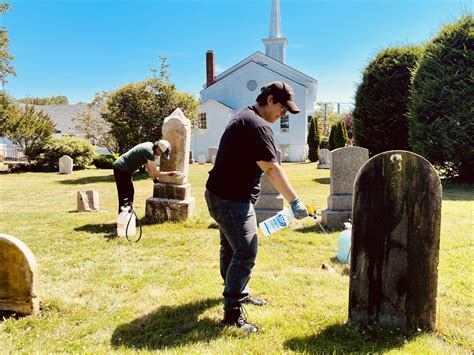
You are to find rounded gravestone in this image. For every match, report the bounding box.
[349,151,441,330]
[0,234,40,316]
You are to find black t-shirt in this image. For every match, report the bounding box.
[206,106,277,204]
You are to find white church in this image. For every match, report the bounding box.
[191,0,318,162]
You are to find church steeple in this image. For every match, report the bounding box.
[262,0,288,63]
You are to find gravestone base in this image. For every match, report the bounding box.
[321,209,351,229]
[255,194,284,224]
[256,209,285,224]
[145,197,195,223]
[153,183,191,200]
[328,194,352,210]
[0,298,40,316]
[317,162,330,169]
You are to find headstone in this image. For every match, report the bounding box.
[255,149,284,223]
[208,147,218,163]
[349,151,441,331]
[198,155,206,164]
[77,190,99,212]
[189,150,195,164]
[322,147,369,228]
[211,155,216,165]
[317,149,330,169]
[146,108,195,222]
[59,155,73,174]
[0,234,40,316]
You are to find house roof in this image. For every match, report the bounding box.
[26,104,90,136]
[199,99,236,111]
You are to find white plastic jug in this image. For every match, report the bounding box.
[337,222,352,263]
[117,206,136,237]
[259,209,294,237]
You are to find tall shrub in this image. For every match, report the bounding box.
[353,46,422,156]
[329,121,348,150]
[103,77,198,154]
[409,15,474,181]
[307,115,321,162]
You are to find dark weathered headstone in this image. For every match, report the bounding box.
[349,151,442,330]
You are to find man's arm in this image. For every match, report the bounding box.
[256,160,297,201]
[257,160,309,219]
[145,160,183,180]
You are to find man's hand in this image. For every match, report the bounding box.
[167,171,184,178]
[289,198,309,219]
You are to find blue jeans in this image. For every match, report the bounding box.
[205,189,258,309]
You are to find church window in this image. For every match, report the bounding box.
[280,114,289,133]
[198,113,207,129]
[247,80,257,91]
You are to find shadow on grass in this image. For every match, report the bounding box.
[74,222,117,241]
[284,323,420,353]
[59,174,115,185]
[312,177,330,185]
[294,222,336,235]
[58,171,151,185]
[441,181,474,201]
[111,298,223,350]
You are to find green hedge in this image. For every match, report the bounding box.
[38,136,96,168]
[409,15,474,181]
[353,46,422,156]
[93,155,115,169]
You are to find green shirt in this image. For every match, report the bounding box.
[114,142,156,173]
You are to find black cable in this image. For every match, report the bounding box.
[125,204,142,243]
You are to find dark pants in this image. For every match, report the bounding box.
[205,189,258,309]
[114,167,134,214]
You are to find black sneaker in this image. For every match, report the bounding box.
[242,295,268,306]
[223,305,258,334]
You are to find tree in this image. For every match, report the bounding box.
[2,104,56,163]
[352,46,422,156]
[0,2,15,86]
[103,57,199,153]
[307,115,321,162]
[329,121,348,151]
[72,91,118,153]
[17,96,69,105]
[409,15,474,181]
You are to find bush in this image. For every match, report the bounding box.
[353,46,422,156]
[93,155,115,169]
[307,115,321,162]
[39,136,96,168]
[329,121,348,150]
[409,15,474,182]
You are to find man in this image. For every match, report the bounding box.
[205,81,309,333]
[113,140,181,213]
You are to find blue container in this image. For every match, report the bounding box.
[337,222,352,263]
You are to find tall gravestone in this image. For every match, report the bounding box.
[0,234,40,316]
[145,108,195,222]
[255,149,283,223]
[322,147,369,228]
[59,155,73,174]
[317,148,330,169]
[349,151,442,330]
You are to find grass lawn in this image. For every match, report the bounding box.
[0,163,472,354]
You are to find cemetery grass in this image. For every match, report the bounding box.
[0,163,472,354]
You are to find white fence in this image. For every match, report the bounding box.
[0,144,25,159]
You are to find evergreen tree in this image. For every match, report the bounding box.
[307,115,321,162]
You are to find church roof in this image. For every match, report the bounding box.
[211,51,317,89]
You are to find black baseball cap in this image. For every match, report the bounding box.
[261,81,300,114]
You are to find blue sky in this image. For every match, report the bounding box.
[2,0,471,105]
